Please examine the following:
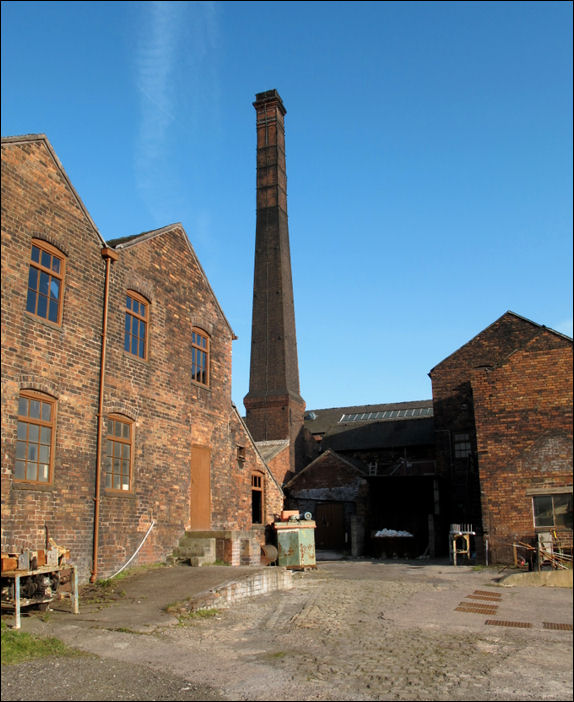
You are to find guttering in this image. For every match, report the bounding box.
[91,247,118,583]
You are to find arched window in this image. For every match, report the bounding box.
[251,472,265,525]
[26,239,65,324]
[125,291,149,359]
[191,328,210,386]
[104,415,134,491]
[15,390,56,483]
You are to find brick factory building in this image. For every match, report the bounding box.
[242,91,572,565]
[430,311,573,563]
[1,133,283,582]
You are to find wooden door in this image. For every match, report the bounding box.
[315,502,345,549]
[190,445,211,529]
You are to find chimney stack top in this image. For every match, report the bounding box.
[254,89,286,114]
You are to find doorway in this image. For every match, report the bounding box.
[190,445,211,529]
[315,502,345,549]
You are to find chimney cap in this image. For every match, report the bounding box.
[254,89,286,114]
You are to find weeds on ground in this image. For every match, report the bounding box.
[1,620,85,665]
[163,603,220,626]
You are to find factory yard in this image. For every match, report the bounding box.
[1,559,573,701]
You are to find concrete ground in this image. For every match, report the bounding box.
[2,558,572,701]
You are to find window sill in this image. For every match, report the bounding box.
[103,489,136,499]
[12,480,54,492]
[24,311,63,331]
[191,380,211,392]
[123,351,149,365]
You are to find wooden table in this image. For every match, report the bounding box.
[1,563,79,629]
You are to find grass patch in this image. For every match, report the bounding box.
[172,608,220,625]
[1,620,84,665]
[264,650,288,660]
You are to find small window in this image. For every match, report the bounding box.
[533,493,573,530]
[251,473,264,525]
[125,292,149,359]
[26,240,65,324]
[104,415,133,491]
[237,446,246,463]
[191,328,210,386]
[15,390,56,483]
[454,433,472,458]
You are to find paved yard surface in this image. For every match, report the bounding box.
[1,559,572,700]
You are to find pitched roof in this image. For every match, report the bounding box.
[1,133,106,246]
[303,400,434,452]
[304,399,433,436]
[429,310,572,375]
[255,440,290,463]
[284,449,368,489]
[108,223,236,339]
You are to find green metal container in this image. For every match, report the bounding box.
[274,520,316,569]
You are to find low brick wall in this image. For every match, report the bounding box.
[190,567,293,611]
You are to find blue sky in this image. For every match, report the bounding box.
[2,1,572,411]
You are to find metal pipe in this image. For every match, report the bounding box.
[91,247,117,583]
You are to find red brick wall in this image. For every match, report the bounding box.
[472,342,573,563]
[1,138,106,578]
[2,137,284,580]
[430,312,572,562]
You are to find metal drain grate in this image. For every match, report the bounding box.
[473,590,502,599]
[466,594,502,602]
[456,604,499,614]
[485,619,532,629]
[543,622,573,631]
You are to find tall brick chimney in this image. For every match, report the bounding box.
[244,90,305,474]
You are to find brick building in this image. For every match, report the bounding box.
[289,401,437,557]
[430,311,573,563]
[1,134,283,582]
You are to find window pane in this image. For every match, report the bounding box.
[131,336,137,355]
[39,445,50,463]
[37,294,48,318]
[48,299,59,323]
[122,422,130,439]
[28,424,39,443]
[50,279,60,300]
[18,398,29,417]
[41,250,51,269]
[113,474,121,490]
[40,426,51,444]
[27,444,38,461]
[26,463,38,481]
[41,402,51,422]
[139,339,145,358]
[554,494,573,529]
[51,257,60,274]
[28,266,38,291]
[39,270,50,296]
[533,495,553,527]
[132,316,138,334]
[17,422,28,440]
[105,473,112,489]
[26,289,37,314]
[31,245,40,263]
[126,295,132,310]
[30,400,41,419]
[15,460,26,479]
[38,464,49,482]
[16,441,26,459]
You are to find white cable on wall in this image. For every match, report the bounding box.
[108,520,155,579]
